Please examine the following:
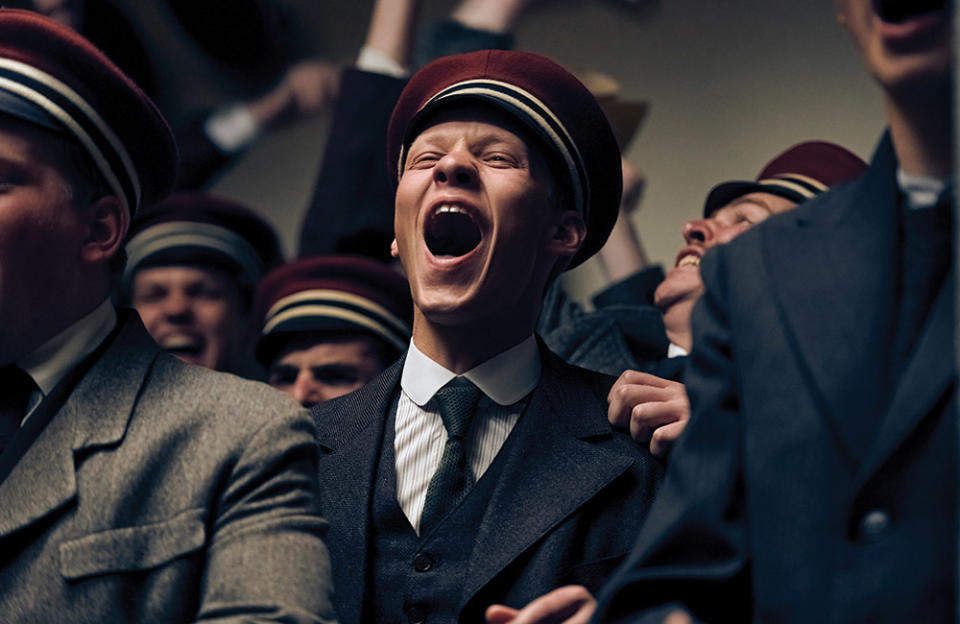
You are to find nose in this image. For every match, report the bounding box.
[434,149,478,187]
[161,290,194,323]
[290,370,320,408]
[682,218,715,246]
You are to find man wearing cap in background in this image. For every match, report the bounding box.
[255,255,413,407]
[0,10,334,622]
[124,191,283,380]
[608,141,867,458]
[592,0,956,620]
[310,49,663,624]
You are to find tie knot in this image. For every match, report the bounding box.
[433,377,480,438]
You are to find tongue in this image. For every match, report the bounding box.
[875,0,945,22]
[425,211,482,257]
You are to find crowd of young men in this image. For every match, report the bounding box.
[0,0,954,622]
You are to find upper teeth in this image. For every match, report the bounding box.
[678,255,700,268]
[436,205,470,216]
[161,335,200,350]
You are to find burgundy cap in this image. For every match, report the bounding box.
[387,49,622,269]
[0,9,177,214]
[254,256,413,364]
[703,141,867,217]
[125,192,283,288]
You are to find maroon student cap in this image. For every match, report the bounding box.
[703,141,867,217]
[387,49,623,269]
[0,9,177,214]
[253,256,413,365]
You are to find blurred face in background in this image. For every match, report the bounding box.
[654,192,797,322]
[835,0,952,96]
[132,264,250,372]
[266,333,391,407]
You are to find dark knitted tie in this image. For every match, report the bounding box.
[0,365,36,456]
[420,377,480,535]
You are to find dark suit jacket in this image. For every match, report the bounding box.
[312,345,664,623]
[0,313,336,623]
[593,133,957,623]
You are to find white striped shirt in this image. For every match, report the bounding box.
[395,337,540,534]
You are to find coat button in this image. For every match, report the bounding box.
[413,552,433,572]
[407,606,426,624]
[859,509,891,540]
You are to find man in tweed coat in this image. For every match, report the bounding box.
[0,10,335,623]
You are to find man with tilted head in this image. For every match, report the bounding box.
[0,10,335,623]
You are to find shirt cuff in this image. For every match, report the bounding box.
[356,45,409,78]
[203,104,261,154]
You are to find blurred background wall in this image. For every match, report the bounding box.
[116,0,886,302]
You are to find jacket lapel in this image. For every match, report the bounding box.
[763,133,899,463]
[856,274,955,485]
[461,351,635,604]
[0,313,157,540]
[312,357,402,624]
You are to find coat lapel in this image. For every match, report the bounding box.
[856,274,955,485]
[763,134,899,463]
[0,313,157,540]
[312,357,402,624]
[461,352,635,604]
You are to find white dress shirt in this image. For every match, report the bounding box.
[897,169,948,210]
[395,336,541,533]
[17,298,117,423]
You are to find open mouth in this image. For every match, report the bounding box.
[160,334,204,357]
[424,205,482,258]
[873,0,946,23]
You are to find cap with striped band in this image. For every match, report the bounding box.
[254,256,414,366]
[0,9,176,214]
[703,141,868,218]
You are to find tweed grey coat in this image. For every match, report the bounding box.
[0,313,337,624]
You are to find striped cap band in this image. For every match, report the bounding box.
[0,57,139,213]
[756,173,829,202]
[124,221,265,285]
[398,78,590,221]
[263,289,412,352]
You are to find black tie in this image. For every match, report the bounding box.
[420,377,481,535]
[0,365,36,456]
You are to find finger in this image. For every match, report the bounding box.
[486,604,519,624]
[608,384,674,426]
[650,419,688,458]
[629,400,685,441]
[501,586,595,624]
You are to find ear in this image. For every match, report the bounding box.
[390,238,400,258]
[79,196,128,265]
[546,210,586,258]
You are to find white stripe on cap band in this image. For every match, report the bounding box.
[756,178,819,200]
[266,289,411,337]
[0,57,140,211]
[263,304,408,352]
[124,221,263,285]
[399,78,588,220]
[771,173,829,192]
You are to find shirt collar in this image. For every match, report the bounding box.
[666,343,689,359]
[401,335,541,407]
[897,169,949,210]
[18,298,117,395]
